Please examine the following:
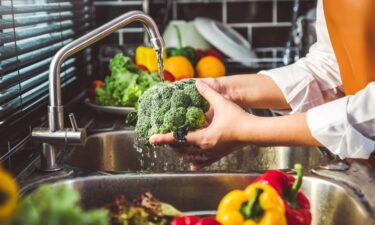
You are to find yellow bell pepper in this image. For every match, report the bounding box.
[216,183,286,225]
[135,46,167,72]
[0,165,19,223]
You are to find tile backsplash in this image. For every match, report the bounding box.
[94,0,316,69]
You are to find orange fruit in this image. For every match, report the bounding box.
[196,56,225,78]
[164,56,194,80]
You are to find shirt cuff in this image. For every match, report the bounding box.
[307,96,375,159]
[259,65,325,114]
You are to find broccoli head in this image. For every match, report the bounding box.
[134,79,209,141]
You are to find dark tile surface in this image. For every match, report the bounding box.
[177,3,222,21]
[227,2,273,23]
[277,0,316,22]
[232,27,248,41]
[95,5,143,27]
[252,26,291,47]
[122,32,145,45]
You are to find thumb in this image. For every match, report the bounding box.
[196,80,224,105]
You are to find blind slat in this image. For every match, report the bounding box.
[0,18,90,44]
[1,30,75,60]
[0,61,75,104]
[0,3,73,15]
[0,0,93,131]
[0,68,76,119]
[0,9,89,30]
[1,39,72,74]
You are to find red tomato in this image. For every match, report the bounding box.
[205,50,224,62]
[137,64,149,71]
[88,80,104,101]
[171,216,200,225]
[164,70,175,82]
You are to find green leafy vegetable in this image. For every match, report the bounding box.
[106,192,181,225]
[96,54,159,107]
[5,185,109,225]
[134,79,209,142]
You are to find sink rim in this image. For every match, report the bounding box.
[52,172,374,225]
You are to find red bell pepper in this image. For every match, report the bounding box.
[253,164,311,225]
[172,216,220,225]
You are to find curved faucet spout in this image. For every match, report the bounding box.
[49,11,164,131]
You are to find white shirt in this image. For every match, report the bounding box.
[259,0,375,159]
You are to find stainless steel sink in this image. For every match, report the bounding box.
[66,130,327,172]
[56,174,374,225]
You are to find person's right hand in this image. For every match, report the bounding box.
[150,80,254,169]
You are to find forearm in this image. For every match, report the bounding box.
[213,74,290,110]
[239,113,322,147]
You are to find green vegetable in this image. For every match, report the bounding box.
[107,192,181,225]
[134,79,209,142]
[96,54,159,107]
[6,185,109,225]
[166,26,198,66]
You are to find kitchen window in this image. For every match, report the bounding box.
[0,0,93,134]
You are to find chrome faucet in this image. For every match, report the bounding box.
[32,11,164,172]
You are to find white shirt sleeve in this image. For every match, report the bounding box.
[307,83,375,159]
[258,0,375,158]
[259,0,344,114]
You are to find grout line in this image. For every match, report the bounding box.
[222,0,227,23]
[272,0,277,24]
[229,22,292,28]
[94,1,142,6]
[172,1,178,19]
[247,25,253,45]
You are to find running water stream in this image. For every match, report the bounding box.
[156,48,164,82]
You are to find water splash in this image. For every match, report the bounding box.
[156,48,164,82]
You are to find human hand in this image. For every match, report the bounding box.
[149,80,253,170]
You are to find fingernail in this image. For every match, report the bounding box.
[149,136,156,144]
[195,80,207,90]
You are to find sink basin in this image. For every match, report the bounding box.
[66,130,327,172]
[57,174,374,225]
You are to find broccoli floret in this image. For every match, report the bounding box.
[186,107,205,130]
[135,116,151,138]
[163,107,187,131]
[170,90,191,108]
[133,79,210,141]
[183,83,210,112]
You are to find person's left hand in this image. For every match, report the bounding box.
[149,80,253,170]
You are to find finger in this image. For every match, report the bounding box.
[149,133,174,145]
[196,80,225,105]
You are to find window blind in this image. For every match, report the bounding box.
[0,0,93,130]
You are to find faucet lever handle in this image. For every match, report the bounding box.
[69,113,79,131]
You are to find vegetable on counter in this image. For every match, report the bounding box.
[5,185,109,225]
[196,56,225,78]
[135,46,167,73]
[132,79,209,143]
[164,56,195,81]
[0,165,19,224]
[166,25,198,66]
[253,164,311,225]
[96,53,159,108]
[216,183,287,225]
[89,80,105,101]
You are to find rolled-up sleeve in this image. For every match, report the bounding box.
[259,0,343,114]
[307,83,375,159]
[258,0,375,158]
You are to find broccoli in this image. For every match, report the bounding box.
[134,79,209,141]
[186,107,205,130]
